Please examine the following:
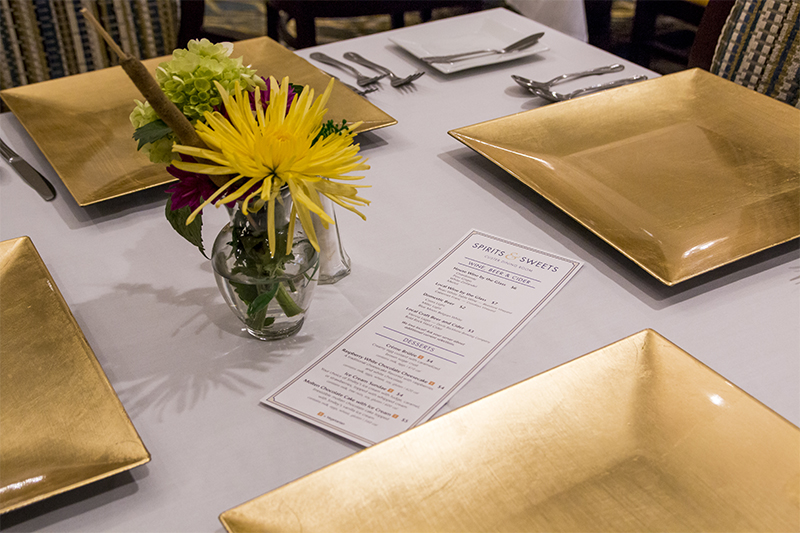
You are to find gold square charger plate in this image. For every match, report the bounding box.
[449,69,800,285]
[0,237,150,514]
[219,329,799,532]
[0,37,396,206]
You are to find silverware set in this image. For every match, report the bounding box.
[308,37,642,103]
[513,64,647,102]
[310,51,424,90]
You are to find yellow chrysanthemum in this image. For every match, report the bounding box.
[172,76,370,256]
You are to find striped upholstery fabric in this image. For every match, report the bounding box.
[0,0,178,90]
[711,0,800,107]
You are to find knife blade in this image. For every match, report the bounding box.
[0,138,56,201]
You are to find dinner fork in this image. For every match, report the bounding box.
[322,70,377,96]
[309,52,385,86]
[420,31,545,64]
[511,64,625,92]
[343,52,424,87]
[532,75,648,102]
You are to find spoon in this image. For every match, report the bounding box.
[512,64,625,92]
[532,75,648,102]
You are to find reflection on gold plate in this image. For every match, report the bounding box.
[0,37,396,206]
[449,69,799,285]
[220,329,799,532]
[0,237,149,514]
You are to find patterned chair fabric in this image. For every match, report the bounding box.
[711,0,800,106]
[0,0,179,90]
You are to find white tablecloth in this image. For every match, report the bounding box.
[1,8,797,532]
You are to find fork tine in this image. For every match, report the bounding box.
[390,71,424,87]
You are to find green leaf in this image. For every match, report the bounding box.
[313,119,349,146]
[227,212,295,280]
[231,281,259,306]
[248,284,279,316]
[133,120,173,149]
[165,197,207,257]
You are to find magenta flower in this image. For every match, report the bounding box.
[165,163,220,211]
[259,77,298,114]
[215,77,297,119]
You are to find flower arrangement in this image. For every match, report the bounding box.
[128,39,369,258]
[118,34,369,338]
[169,77,370,256]
[79,8,368,337]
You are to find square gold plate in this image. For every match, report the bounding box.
[0,37,396,206]
[449,69,799,285]
[0,237,150,514]
[219,329,799,532]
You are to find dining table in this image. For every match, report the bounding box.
[0,7,797,532]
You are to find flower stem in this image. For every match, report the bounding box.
[275,283,303,317]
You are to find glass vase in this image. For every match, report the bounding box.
[312,194,351,285]
[212,189,319,340]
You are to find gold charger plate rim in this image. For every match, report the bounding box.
[0,36,396,206]
[448,69,800,285]
[0,236,150,514]
[218,328,800,532]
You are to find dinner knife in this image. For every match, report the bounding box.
[420,31,545,63]
[0,137,56,201]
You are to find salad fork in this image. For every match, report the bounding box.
[345,83,377,96]
[343,52,424,87]
[322,70,377,96]
[512,64,625,92]
[309,52,385,86]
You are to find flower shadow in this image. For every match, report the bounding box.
[79,281,314,421]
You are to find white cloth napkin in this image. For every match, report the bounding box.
[505,0,589,42]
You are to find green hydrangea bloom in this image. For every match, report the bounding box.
[155,39,266,122]
[130,99,173,163]
[130,99,158,129]
[131,40,267,163]
[145,136,176,164]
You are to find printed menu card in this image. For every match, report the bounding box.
[263,230,582,446]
